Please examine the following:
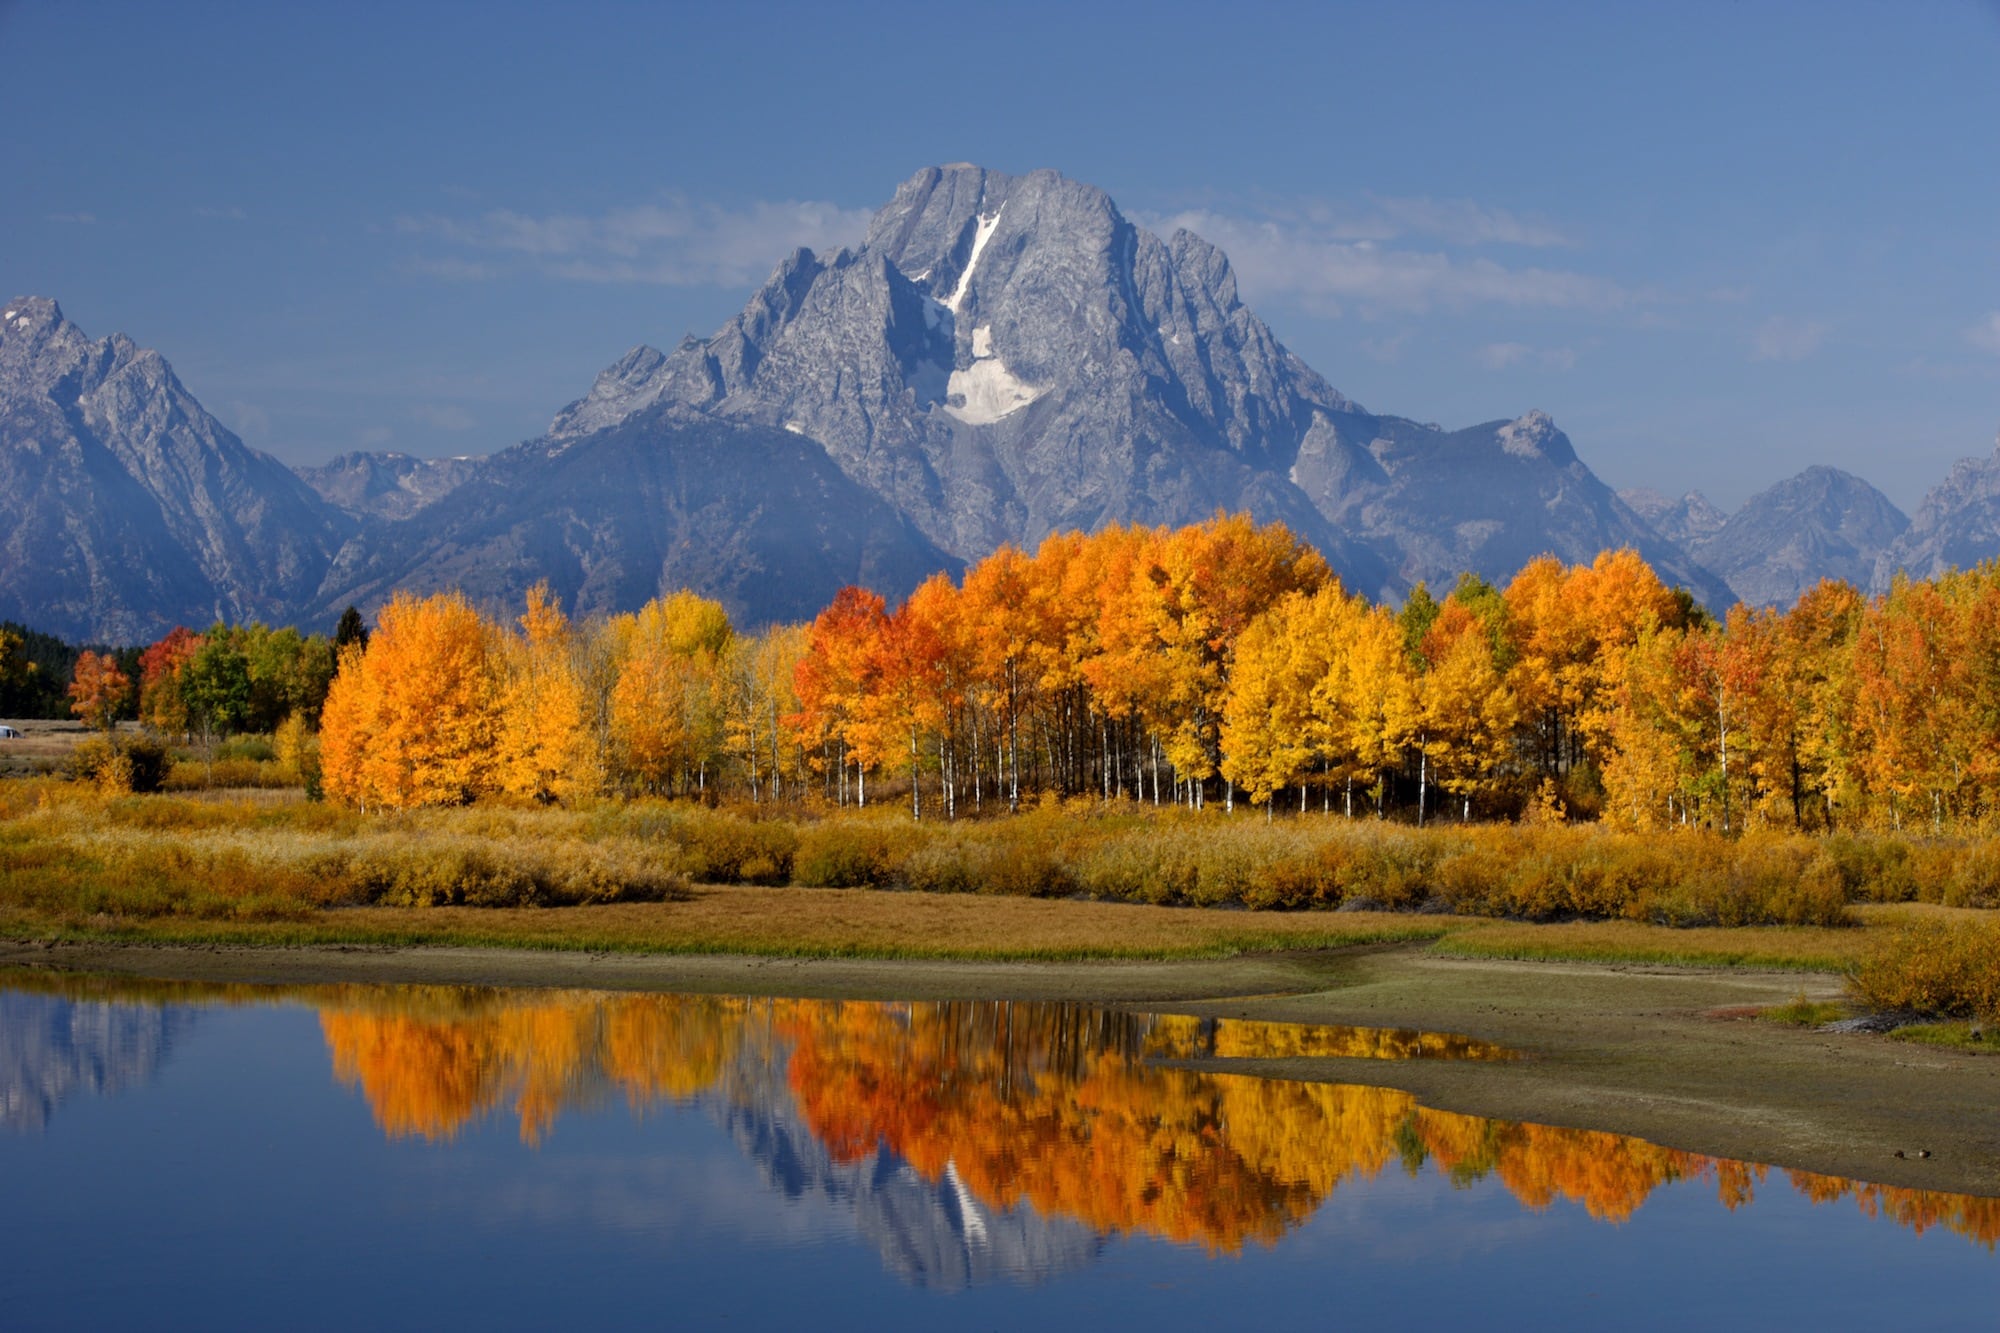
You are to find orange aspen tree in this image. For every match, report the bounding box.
[68,651,131,731]
[319,591,501,809]
[902,573,974,817]
[1851,576,1966,830]
[864,584,951,820]
[1129,514,1329,809]
[1506,549,1681,790]
[790,586,888,806]
[960,545,1046,812]
[1084,524,1175,805]
[136,627,202,737]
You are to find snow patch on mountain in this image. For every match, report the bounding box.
[945,357,1041,424]
[944,208,1002,314]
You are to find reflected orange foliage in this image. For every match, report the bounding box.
[280,983,2000,1252]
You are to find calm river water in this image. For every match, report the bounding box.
[2,974,1994,1330]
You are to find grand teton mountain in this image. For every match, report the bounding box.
[14,164,1984,640]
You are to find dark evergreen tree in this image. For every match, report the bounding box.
[334,605,369,654]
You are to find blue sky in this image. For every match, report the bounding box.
[4,0,1997,510]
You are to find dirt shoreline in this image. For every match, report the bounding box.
[5,937,1997,1198]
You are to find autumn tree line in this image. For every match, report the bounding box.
[42,512,2000,835]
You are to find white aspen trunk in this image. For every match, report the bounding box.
[1718,701,1730,835]
[1418,740,1428,828]
[1007,662,1021,814]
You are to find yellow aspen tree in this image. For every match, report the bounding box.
[495,583,598,804]
[1220,594,1317,810]
[1418,600,1520,821]
[609,592,735,796]
[1340,604,1419,816]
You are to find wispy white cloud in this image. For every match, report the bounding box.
[1146,208,1628,316]
[398,196,872,288]
[411,403,476,432]
[1751,316,1830,362]
[1968,312,2000,355]
[1475,341,1577,372]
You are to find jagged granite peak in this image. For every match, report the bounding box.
[1619,486,1729,548]
[5,167,1763,637]
[0,296,353,642]
[1684,466,1907,608]
[1874,430,2000,590]
[298,450,486,523]
[550,165,1386,586]
[310,402,957,630]
[545,166,1748,606]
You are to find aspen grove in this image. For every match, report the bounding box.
[263,512,2000,833]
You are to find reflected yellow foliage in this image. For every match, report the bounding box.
[319,989,749,1144]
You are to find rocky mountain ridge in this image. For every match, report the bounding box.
[0,296,352,642]
[8,166,1995,640]
[1622,468,1912,609]
[298,450,485,522]
[537,164,1732,608]
[1874,433,2000,589]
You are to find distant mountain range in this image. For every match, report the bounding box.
[5,166,1998,641]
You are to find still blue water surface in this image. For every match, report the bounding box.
[1,978,1993,1331]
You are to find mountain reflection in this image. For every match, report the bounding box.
[0,987,196,1131]
[5,973,1997,1266]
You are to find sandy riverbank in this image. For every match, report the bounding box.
[3,937,1995,1197]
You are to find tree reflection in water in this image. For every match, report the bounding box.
[6,973,1995,1254]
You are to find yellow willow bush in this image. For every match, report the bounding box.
[1850,918,2000,1019]
[756,809,1857,924]
[0,787,686,919]
[587,802,799,885]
